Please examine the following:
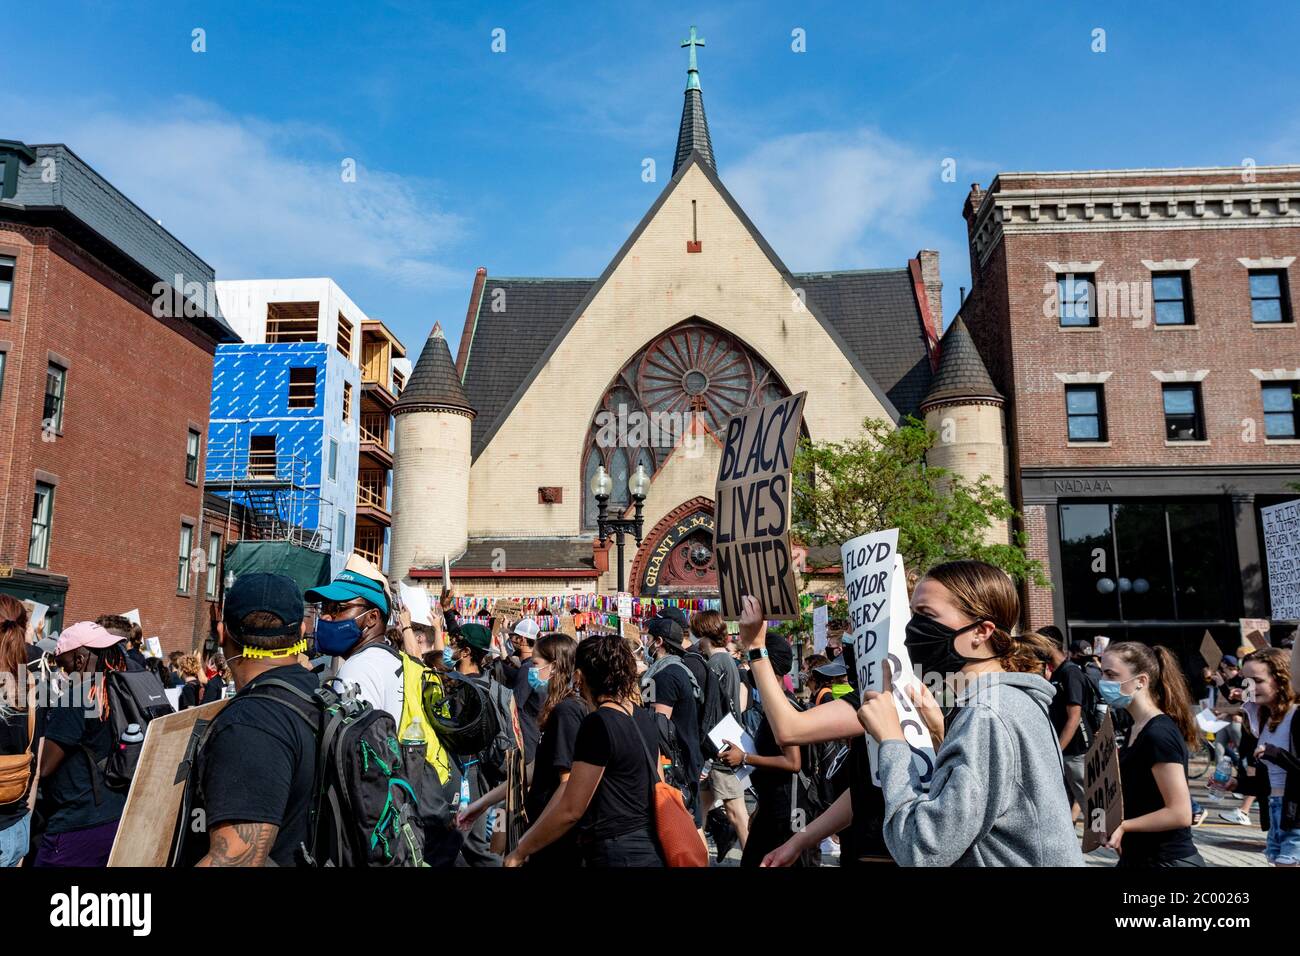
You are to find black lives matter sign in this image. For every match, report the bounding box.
[714,392,807,620]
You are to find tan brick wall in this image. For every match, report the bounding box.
[466,163,893,538]
[389,410,472,583]
[924,402,1011,544]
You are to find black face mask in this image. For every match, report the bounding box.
[903,614,986,680]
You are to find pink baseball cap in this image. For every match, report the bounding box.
[55,621,124,656]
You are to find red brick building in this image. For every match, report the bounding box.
[960,165,1300,658]
[0,141,238,649]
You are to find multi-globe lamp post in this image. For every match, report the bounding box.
[593,463,651,594]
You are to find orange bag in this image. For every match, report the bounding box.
[633,715,708,868]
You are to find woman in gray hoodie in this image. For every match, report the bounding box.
[858,560,1085,866]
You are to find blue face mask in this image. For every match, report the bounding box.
[442,646,457,668]
[1099,676,1140,709]
[527,665,549,692]
[315,616,364,656]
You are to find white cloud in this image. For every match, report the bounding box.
[725,128,937,269]
[15,98,464,289]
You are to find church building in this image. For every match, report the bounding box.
[388,36,1008,604]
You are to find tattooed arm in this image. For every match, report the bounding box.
[197,821,280,867]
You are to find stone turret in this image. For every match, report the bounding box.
[388,322,475,585]
[921,316,1010,543]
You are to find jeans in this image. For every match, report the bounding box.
[0,814,31,867]
[1266,795,1300,865]
[581,828,664,867]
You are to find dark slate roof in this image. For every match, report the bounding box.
[0,142,238,343]
[921,316,1001,408]
[395,322,474,415]
[461,278,595,456]
[674,88,714,176]
[793,269,934,420]
[441,538,597,572]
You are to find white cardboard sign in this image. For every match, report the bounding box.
[840,529,935,789]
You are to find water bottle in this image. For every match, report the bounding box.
[400,715,426,747]
[459,769,471,816]
[1212,755,1234,788]
[120,723,144,747]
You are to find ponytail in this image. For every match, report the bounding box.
[994,629,1057,676]
[0,595,29,708]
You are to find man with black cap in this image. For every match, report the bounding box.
[641,615,704,827]
[193,572,317,867]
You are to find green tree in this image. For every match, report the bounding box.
[792,416,1049,587]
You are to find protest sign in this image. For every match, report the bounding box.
[121,609,142,627]
[145,637,163,659]
[1199,631,1223,673]
[1261,499,1300,620]
[1240,618,1270,651]
[109,699,230,867]
[812,604,829,654]
[714,392,807,620]
[1091,635,1110,655]
[443,553,451,592]
[398,581,434,626]
[840,529,935,788]
[1081,711,1123,853]
[707,714,756,790]
[560,614,579,638]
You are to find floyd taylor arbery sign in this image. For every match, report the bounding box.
[714,392,807,620]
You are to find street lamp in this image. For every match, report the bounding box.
[594,463,650,594]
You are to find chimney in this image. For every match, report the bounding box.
[916,249,943,332]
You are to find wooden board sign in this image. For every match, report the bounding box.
[1081,710,1123,853]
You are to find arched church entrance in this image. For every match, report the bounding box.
[630,497,718,598]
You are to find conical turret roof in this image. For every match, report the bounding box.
[393,322,475,416]
[920,316,1002,408]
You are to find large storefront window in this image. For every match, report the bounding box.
[1059,499,1233,624]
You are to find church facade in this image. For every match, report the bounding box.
[388,51,1008,603]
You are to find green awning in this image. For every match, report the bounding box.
[223,542,332,594]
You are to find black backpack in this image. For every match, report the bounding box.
[89,668,175,793]
[469,674,519,789]
[685,651,730,760]
[243,678,426,867]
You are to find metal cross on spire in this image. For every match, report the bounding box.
[681,25,705,90]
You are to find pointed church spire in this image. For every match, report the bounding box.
[673,25,715,176]
[393,321,475,416]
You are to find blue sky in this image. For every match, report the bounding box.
[10,1,1300,352]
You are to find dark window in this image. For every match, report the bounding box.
[248,434,277,477]
[44,363,65,432]
[186,429,201,482]
[0,352,6,396]
[205,532,221,599]
[29,482,54,568]
[328,438,339,481]
[1152,272,1193,326]
[288,367,317,409]
[1058,274,1097,327]
[178,524,193,593]
[1162,384,1205,441]
[1060,500,1232,624]
[0,255,14,313]
[1262,382,1300,438]
[1066,385,1106,441]
[1250,270,1292,324]
[336,510,347,553]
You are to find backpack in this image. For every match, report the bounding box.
[644,707,692,791]
[98,667,175,791]
[1063,660,1102,750]
[469,674,520,790]
[243,678,426,867]
[685,651,730,760]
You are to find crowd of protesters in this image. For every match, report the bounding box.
[1,555,1296,869]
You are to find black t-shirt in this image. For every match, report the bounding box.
[571,704,659,841]
[41,676,127,835]
[1049,660,1089,756]
[525,696,588,822]
[196,664,320,866]
[512,660,545,764]
[1118,713,1198,865]
[751,706,794,809]
[0,699,44,832]
[838,691,891,864]
[643,659,702,782]
[179,679,225,711]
